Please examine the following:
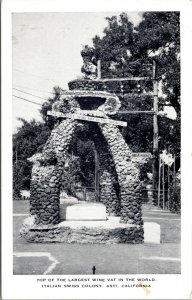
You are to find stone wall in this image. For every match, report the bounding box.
[29,118,78,225]
[68,79,153,94]
[21,222,144,244]
[25,78,144,243]
[99,124,142,225]
[99,169,121,216]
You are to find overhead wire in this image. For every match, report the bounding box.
[13,85,55,94]
[13,95,43,106]
[13,88,48,100]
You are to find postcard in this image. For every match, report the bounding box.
[1,0,192,299]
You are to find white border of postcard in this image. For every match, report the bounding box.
[2,0,192,299]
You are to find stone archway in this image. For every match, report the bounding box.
[22,90,143,243]
[29,118,142,226]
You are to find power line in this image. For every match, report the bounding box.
[13,95,42,106]
[13,85,55,94]
[13,88,48,100]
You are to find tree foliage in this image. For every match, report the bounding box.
[40,86,62,129]
[13,119,51,194]
[135,12,180,115]
[81,11,180,160]
[82,12,180,107]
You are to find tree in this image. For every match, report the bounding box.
[13,88,60,196]
[68,124,96,187]
[40,86,63,129]
[81,13,136,79]
[80,12,180,163]
[135,12,180,169]
[13,119,51,195]
[134,12,180,115]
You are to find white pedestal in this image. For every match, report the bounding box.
[66,203,107,220]
[144,222,161,244]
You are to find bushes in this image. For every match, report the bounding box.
[169,187,180,213]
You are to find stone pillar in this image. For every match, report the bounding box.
[30,164,61,225]
[92,128,121,216]
[99,124,142,225]
[99,169,121,216]
[29,119,78,225]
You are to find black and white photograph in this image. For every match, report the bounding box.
[2,0,192,299]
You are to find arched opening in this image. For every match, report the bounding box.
[22,88,144,244]
[59,121,122,220]
[28,90,143,229]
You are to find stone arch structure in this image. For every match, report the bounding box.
[28,90,143,228]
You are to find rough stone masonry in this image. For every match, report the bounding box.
[21,79,144,243]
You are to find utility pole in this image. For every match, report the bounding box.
[94,148,99,202]
[152,59,159,194]
[97,60,101,79]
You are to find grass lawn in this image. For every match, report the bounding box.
[13,200,181,275]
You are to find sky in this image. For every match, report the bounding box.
[12,12,143,132]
